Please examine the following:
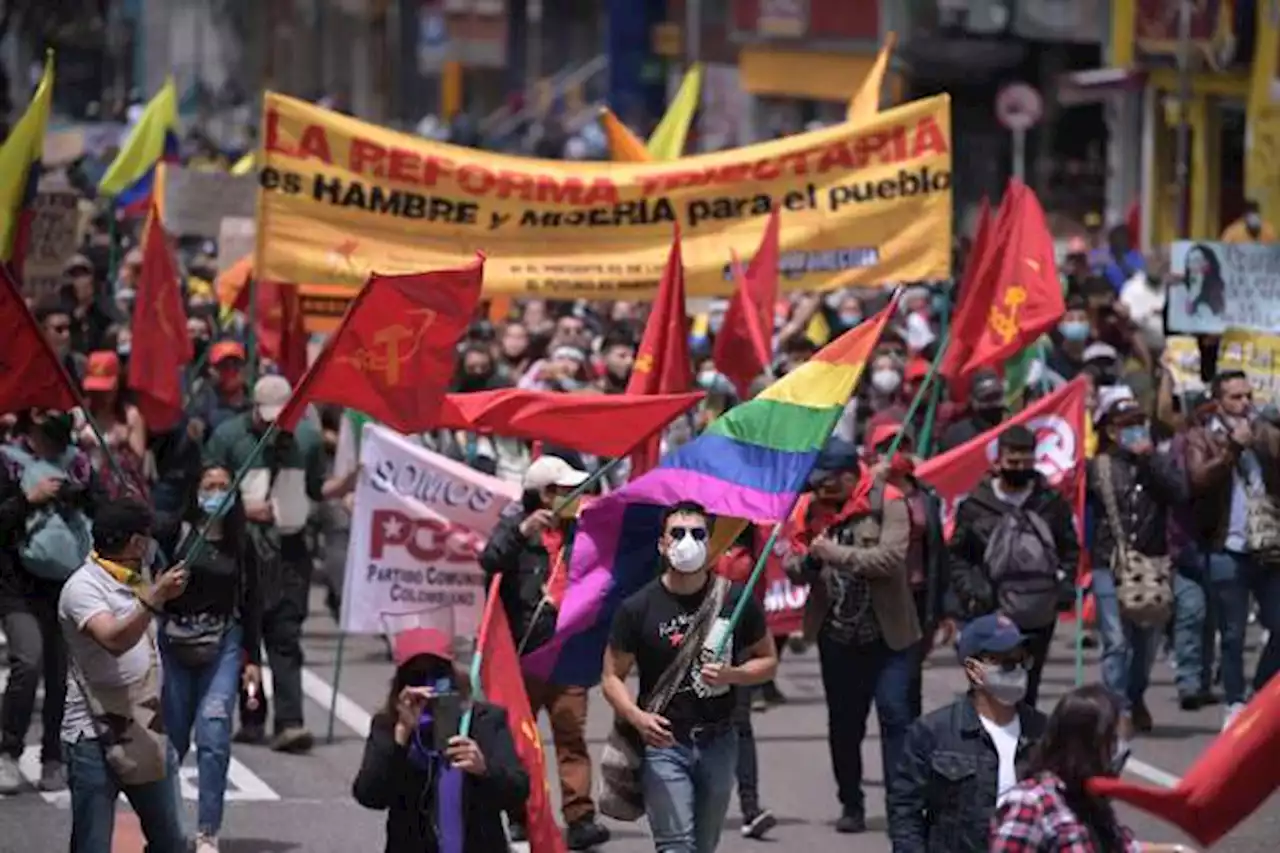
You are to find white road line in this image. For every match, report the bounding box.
[262,665,373,739]
[1126,757,1182,789]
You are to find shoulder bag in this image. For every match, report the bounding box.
[598,575,729,822]
[1097,456,1173,628]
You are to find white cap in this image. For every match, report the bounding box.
[523,456,589,491]
[1094,384,1137,425]
[1083,342,1120,364]
[253,374,292,423]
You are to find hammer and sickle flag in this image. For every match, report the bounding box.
[275,255,485,434]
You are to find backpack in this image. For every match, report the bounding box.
[984,506,1059,630]
[0,445,93,581]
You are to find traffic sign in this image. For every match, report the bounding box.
[996,83,1044,132]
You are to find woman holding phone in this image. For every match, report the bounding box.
[353,628,530,853]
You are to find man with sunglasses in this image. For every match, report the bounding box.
[1185,370,1280,730]
[887,613,1047,853]
[34,298,88,384]
[480,454,610,850]
[603,500,777,853]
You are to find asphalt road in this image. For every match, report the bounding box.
[1,588,1274,853]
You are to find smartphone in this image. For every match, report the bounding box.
[432,692,462,752]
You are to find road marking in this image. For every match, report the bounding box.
[262,665,373,738]
[1126,757,1182,788]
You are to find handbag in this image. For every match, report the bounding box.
[69,623,170,785]
[1244,483,1280,568]
[1097,456,1173,628]
[598,575,729,822]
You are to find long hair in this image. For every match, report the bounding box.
[1186,244,1226,316]
[1028,684,1127,851]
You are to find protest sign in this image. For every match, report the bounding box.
[916,379,1088,541]
[1218,327,1280,406]
[340,424,519,636]
[1168,241,1280,334]
[163,166,257,238]
[22,191,82,299]
[1163,335,1206,399]
[762,555,807,636]
[255,92,953,298]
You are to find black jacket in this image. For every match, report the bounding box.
[947,475,1081,621]
[909,478,950,631]
[888,697,1048,853]
[1087,448,1188,567]
[353,702,530,853]
[479,506,561,653]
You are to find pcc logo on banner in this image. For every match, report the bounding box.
[340,423,519,636]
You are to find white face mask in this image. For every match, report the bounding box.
[667,536,708,574]
[871,368,902,395]
[978,663,1028,707]
[1245,212,1262,231]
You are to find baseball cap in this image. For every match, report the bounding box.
[970,369,1004,406]
[810,437,860,484]
[523,455,589,491]
[391,628,455,666]
[62,254,94,276]
[210,340,247,365]
[1083,342,1120,364]
[253,375,292,423]
[957,613,1026,662]
[83,351,120,392]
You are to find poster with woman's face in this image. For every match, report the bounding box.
[1167,242,1229,334]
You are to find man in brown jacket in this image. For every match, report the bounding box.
[786,439,919,835]
[1184,369,1280,729]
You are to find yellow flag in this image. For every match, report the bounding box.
[599,107,652,162]
[647,63,703,160]
[846,33,896,123]
[0,52,53,260]
[99,78,178,199]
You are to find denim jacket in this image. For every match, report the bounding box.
[887,696,1047,853]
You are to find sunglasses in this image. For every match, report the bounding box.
[668,526,708,542]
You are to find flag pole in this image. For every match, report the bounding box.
[883,329,951,462]
[326,632,346,744]
[180,422,279,565]
[246,276,259,385]
[918,294,952,457]
[461,575,504,738]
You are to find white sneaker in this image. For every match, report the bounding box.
[1223,702,1246,731]
[0,754,22,794]
[195,833,219,853]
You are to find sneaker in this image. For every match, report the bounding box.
[751,690,768,712]
[271,727,315,754]
[565,816,610,850]
[1223,702,1246,732]
[1178,690,1219,711]
[835,811,866,834]
[762,682,787,705]
[1130,700,1153,735]
[38,760,64,792]
[0,754,22,795]
[741,808,778,839]
[195,833,220,853]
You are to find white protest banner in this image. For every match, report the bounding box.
[340,424,519,636]
[1168,241,1280,335]
[162,165,256,238]
[23,191,82,300]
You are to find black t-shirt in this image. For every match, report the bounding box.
[609,575,767,728]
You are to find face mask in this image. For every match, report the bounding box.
[667,535,708,574]
[1246,213,1262,231]
[979,663,1028,706]
[697,370,719,389]
[198,489,231,517]
[871,369,902,395]
[1058,320,1090,342]
[838,311,862,329]
[1001,467,1035,489]
[1118,423,1150,450]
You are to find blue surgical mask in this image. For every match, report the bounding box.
[1118,423,1150,449]
[1059,320,1090,342]
[697,370,719,389]
[838,311,862,329]
[198,489,231,517]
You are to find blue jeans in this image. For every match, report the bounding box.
[161,622,242,836]
[1172,567,1212,698]
[1093,569,1159,711]
[818,636,912,816]
[1209,551,1280,704]
[642,728,739,853]
[63,738,186,853]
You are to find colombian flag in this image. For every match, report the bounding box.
[98,79,180,215]
[0,53,54,279]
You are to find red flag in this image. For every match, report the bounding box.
[915,378,1088,542]
[714,209,779,398]
[941,180,1065,381]
[0,265,78,415]
[127,210,192,432]
[477,576,568,853]
[239,279,309,385]
[435,389,704,458]
[1088,674,1280,847]
[275,258,484,433]
[626,229,692,475]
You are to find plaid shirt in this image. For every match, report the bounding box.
[990,772,1140,853]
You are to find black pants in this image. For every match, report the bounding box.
[907,587,929,720]
[732,686,760,816]
[1023,621,1056,709]
[1,601,66,762]
[261,536,312,732]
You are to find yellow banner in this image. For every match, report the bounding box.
[1218,327,1280,406]
[255,92,952,298]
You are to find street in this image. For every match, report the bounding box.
[1,588,1272,853]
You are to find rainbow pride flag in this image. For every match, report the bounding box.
[521,295,897,685]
